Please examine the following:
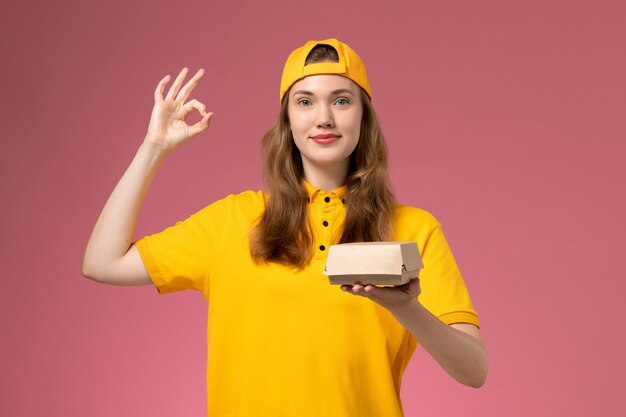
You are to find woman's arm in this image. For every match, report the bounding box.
[341,279,488,388]
[82,68,213,285]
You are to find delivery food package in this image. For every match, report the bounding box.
[324,242,423,285]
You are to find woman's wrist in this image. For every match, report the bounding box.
[138,139,172,162]
[385,296,424,317]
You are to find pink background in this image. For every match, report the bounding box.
[2,0,625,415]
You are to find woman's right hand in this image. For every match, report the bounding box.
[144,67,213,152]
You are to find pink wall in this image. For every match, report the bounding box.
[2,0,625,415]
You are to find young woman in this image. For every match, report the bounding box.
[83,38,488,416]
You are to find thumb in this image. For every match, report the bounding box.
[188,112,214,137]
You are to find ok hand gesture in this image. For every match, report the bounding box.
[144,67,213,152]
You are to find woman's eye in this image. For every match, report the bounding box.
[298,99,312,107]
[335,98,349,105]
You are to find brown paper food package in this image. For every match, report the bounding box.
[323,242,423,285]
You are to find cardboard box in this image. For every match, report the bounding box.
[323,242,423,286]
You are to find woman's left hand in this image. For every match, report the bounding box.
[340,278,421,310]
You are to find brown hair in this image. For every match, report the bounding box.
[250,45,396,267]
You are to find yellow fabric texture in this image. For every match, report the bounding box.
[279,38,372,103]
[135,182,479,417]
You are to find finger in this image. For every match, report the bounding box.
[187,112,214,137]
[154,74,171,102]
[340,285,359,294]
[183,99,208,116]
[340,286,368,299]
[364,284,379,294]
[176,68,206,103]
[352,284,366,292]
[165,67,189,100]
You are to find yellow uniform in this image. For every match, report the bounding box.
[136,182,479,417]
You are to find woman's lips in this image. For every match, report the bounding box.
[311,134,341,144]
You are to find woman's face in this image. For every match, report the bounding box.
[287,74,363,177]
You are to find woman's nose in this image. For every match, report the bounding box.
[315,105,334,128]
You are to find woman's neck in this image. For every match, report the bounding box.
[302,161,349,192]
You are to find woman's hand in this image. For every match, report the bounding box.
[340,277,421,310]
[144,67,213,152]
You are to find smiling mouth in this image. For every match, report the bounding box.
[311,133,341,145]
[311,134,341,144]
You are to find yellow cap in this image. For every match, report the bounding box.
[279,38,372,103]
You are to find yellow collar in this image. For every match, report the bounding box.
[303,180,347,204]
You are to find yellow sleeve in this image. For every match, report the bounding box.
[418,222,480,328]
[394,206,480,327]
[135,199,227,296]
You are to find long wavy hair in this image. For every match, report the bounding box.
[250,45,396,267]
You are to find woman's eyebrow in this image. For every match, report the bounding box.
[292,89,355,96]
[292,90,314,96]
[330,89,355,96]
